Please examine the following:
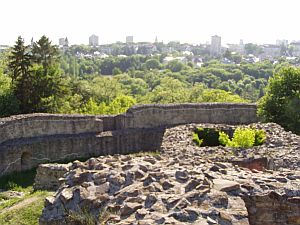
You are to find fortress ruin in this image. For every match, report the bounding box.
[0,103,257,176]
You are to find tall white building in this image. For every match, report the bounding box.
[126,36,134,43]
[239,39,244,46]
[210,35,221,56]
[89,34,99,46]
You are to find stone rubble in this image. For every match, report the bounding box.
[39,123,300,225]
[161,123,300,170]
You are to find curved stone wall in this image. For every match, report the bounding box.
[115,103,257,129]
[0,114,103,145]
[0,103,258,176]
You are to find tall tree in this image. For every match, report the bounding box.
[31,36,66,112]
[8,36,67,114]
[8,36,33,113]
[32,35,59,70]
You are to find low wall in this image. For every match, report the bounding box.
[0,103,258,176]
[0,128,164,175]
[34,163,71,191]
[0,114,103,145]
[116,103,257,129]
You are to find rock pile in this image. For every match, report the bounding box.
[161,123,300,170]
[40,158,300,224]
[39,123,300,225]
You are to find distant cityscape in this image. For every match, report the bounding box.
[1,34,300,64]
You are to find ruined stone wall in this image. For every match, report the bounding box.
[0,103,258,176]
[0,128,164,175]
[97,115,116,131]
[244,191,300,225]
[34,163,71,191]
[0,114,103,145]
[115,103,257,129]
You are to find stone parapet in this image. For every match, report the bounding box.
[116,103,257,129]
[0,114,103,145]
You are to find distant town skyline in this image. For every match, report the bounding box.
[1,0,300,45]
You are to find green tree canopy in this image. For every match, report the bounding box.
[258,67,300,134]
[166,60,185,72]
[8,36,32,112]
[144,58,161,70]
[32,35,59,68]
[8,36,66,113]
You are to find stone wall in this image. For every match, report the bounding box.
[0,103,258,176]
[0,128,164,175]
[115,103,257,129]
[244,192,300,225]
[34,163,71,191]
[0,114,103,145]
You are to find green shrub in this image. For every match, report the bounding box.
[218,131,231,146]
[257,67,300,135]
[192,132,203,146]
[219,128,266,148]
[254,129,267,145]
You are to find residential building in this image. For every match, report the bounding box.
[59,38,65,46]
[59,37,69,47]
[290,42,300,57]
[260,44,281,59]
[226,43,244,54]
[163,56,188,64]
[276,39,288,46]
[89,34,99,46]
[210,35,221,56]
[137,43,157,55]
[126,36,133,43]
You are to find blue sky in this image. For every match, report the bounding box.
[1,0,299,45]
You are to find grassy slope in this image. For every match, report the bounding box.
[0,169,52,225]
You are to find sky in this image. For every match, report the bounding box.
[1,0,300,46]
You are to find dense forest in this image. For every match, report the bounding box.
[0,36,299,133]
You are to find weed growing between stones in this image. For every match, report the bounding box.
[67,207,97,225]
[67,205,115,225]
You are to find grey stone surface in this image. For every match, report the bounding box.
[0,114,103,145]
[34,163,71,191]
[0,103,258,176]
[38,122,300,225]
[39,151,300,225]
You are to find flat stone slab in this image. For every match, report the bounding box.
[213,179,240,192]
